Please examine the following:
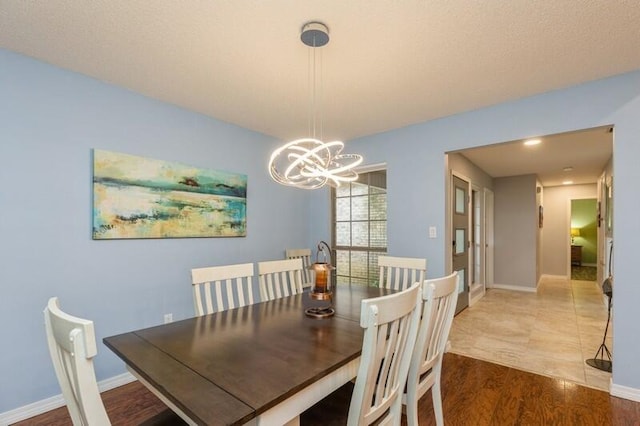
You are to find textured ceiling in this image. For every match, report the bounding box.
[1,1,634,184]
[457,126,613,187]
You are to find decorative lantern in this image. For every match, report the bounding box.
[305,241,336,318]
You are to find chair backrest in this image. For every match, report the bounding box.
[405,272,458,414]
[285,248,314,289]
[378,255,427,290]
[347,283,422,426]
[44,297,111,426]
[257,258,304,301]
[190,263,255,316]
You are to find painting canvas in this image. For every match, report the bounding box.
[93,150,247,239]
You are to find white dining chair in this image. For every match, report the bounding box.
[44,297,184,426]
[285,248,314,289]
[403,272,459,426]
[190,262,255,316]
[257,258,304,301]
[302,282,422,425]
[378,255,427,290]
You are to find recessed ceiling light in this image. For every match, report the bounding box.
[524,139,541,146]
[563,180,574,185]
[563,166,574,172]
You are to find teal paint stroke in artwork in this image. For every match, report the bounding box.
[93,149,246,197]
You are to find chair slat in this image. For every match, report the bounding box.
[193,285,205,317]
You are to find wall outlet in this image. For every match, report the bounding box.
[429,226,437,238]
[164,313,173,324]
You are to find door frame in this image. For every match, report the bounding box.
[469,183,485,305]
[568,196,599,279]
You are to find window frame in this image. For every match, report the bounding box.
[331,164,387,286]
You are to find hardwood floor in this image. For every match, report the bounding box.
[421,353,639,426]
[11,381,179,426]
[16,353,639,425]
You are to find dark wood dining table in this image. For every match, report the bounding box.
[103,284,394,426]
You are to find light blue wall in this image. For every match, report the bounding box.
[0,49,315,412]
[3,47,640,413]
[312,70,640,391]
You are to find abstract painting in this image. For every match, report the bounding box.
[93,150,247,239]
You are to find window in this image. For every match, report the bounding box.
[332,169,387,286]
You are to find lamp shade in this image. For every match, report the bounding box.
[571,228,581,237]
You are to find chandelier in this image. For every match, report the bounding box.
[268,22,363,190]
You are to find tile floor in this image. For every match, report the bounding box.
[448,275,613,391]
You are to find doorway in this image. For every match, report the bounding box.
[570,198,598,281]
[444,126,613,390]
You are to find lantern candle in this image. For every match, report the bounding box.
[305,241,336,318]
[314,264,328,292]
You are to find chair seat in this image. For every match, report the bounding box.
[300,383,353,425]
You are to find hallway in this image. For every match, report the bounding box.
[448,275,612,391]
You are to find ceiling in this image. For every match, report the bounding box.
[455,126,612,187]
[0,1,633,184]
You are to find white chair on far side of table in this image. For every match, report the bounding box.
[285,248,314,289]
[378,255,427,290]
[257,258,304,301]
[403,271,459,426]
[190,262,255,316]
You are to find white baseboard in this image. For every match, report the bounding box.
[610,382,640,402]
[540,274,568,280]
[489,283,537,293]
[0,372,135,425]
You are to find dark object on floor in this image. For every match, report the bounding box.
[585,291,613,372]
[602,276,613,298]
[586,243,613,372]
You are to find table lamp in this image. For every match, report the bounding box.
[570,227,581,244]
